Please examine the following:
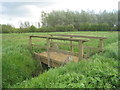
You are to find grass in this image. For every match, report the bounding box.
[2,33,40,87]
[10,41,119,88]
[2,31,119,88]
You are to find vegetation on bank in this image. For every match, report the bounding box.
[2,34,40,87]
[11,41,119,88]
[2,32,119,88]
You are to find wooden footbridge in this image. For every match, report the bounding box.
[29,34,107,67]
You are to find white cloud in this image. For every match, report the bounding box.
[0,4,43,28]
[53,0,118,12]
[0,4,6,14]
[0,0,119,28]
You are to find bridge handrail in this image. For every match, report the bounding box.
[30,35,89,42]
[49,34,107,39]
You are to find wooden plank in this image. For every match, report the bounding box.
[47,38,50,67]
[50,48,73,55]
[70,36,74,54]
[34,51,91,67]
[35,51,79,67]
[99,39,104,52]
[29,36,32,45]
[30,35,89,42]
[29,36,32,52]
[49,37,88,42]
[34,52,66,67]
[50,48,80,57]
[50,34,53,43]
[50,34,107,39]
[36,54,65,67]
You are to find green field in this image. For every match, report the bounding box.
[2,31,119,88]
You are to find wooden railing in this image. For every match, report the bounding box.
[29,35,107,67]
[29,35,89,67]
[49,34,107,52]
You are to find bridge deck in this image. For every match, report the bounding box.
[34,51,78,67]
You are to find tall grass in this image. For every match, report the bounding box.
[2,34,40,87]
[11,46,119,88]
[2,31,119,88]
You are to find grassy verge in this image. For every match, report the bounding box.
[2,34,40,87]
[2,31,119,88]
[11,41,119,88]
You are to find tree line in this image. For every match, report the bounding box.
[1,10,118,33]
[41,10,118,31]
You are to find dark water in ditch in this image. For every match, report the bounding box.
[31,55,50,77]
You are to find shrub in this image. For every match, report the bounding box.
[29,25,37,32]
[103,42,119,59]
[2,24,15,33]
[55,25,77,32]
[37,25,77,32]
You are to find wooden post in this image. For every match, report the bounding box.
[78,41,84,61]
[29,36,32,51]
[50,35,53,48]
[70,36,74,53]
[47,38,51,67]
[50,35,53,41]
[99,39,104,52]
[70,36,74,61]
[29,36,32,45]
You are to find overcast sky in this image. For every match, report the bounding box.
[0,0,119,28]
